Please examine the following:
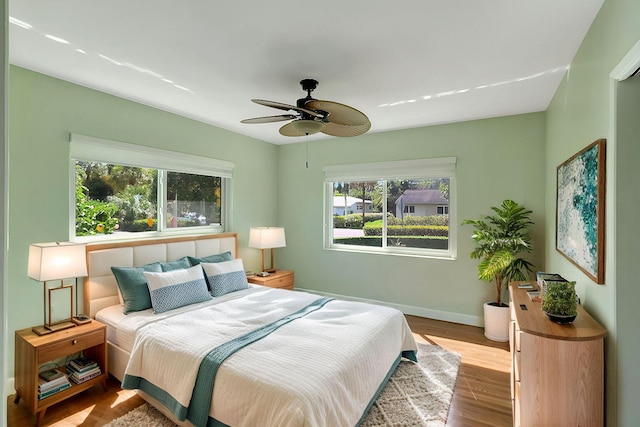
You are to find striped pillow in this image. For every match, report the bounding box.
[144,265,212,313]
[201,259,249,297]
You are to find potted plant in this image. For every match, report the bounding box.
[463,199,534,341]
[541,281,577,324]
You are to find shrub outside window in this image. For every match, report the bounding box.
[324,158,456,259]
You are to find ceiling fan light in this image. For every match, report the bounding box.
[292,119,323,134]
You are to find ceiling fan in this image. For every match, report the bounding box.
[241,79,371,137]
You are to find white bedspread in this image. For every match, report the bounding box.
[122,287,417,427]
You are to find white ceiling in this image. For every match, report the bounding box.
[8,1,604,145]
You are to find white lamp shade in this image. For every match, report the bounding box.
[248,227,286,249]
[28,242,88,281]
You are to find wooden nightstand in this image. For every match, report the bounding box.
[14,321,108,426]
[248,270,295,290]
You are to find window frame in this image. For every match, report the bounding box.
[69,134,234,242]
[323,157,457,260]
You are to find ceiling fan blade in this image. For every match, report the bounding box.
[279,120,323,137]
[241,114,297,124]
[253,99,324,118]
[321,121,372,137]
[304,100,370,126]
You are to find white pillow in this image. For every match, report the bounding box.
[144,265,212,313]
[201,259,249,297]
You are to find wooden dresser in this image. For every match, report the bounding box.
[509,282,606,427]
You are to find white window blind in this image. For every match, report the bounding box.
[323,157,456,182]
[70,133,234,178]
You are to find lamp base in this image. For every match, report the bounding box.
[32,320,78,335]
[46,321,76,332]
[31,325,53,336]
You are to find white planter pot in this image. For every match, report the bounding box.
[483,302,510,342]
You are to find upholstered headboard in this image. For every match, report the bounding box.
[83,233,238,318]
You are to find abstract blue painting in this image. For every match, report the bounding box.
[556,139,605,284]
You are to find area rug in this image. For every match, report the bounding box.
[105,343,460,427]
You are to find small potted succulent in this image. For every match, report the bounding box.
[541,281,577,324]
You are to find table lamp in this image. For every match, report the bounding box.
[27,242,87,335]
[248,227,286,273]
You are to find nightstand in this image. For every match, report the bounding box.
[248,270,294,290]
[14,321,108,426]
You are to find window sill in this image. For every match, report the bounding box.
[72,226,225,243]
[323,244,456,261]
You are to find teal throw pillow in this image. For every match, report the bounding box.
[187,251,233,266]
[111,262,162,314]
[160,256,191,271]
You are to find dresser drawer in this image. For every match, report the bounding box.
[514,350,521,382]
[267,274,294,289]
[37,329,105,364]
[514,380,521,427]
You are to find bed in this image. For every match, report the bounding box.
[83,233,417,427]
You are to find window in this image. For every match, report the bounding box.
[324,158,456,259]
[437,206,449,215]
[70,134,233,240]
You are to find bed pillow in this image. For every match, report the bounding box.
[144,264,212,313]
[201,259,249,297]
[111,262,162,314]
[187,251,233,266]
[159,256,191,271]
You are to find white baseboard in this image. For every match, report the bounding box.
[295,288,483,327]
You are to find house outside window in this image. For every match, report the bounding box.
[70,134,233,241]
[324,157,456,259]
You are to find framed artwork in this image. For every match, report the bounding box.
[556,139,606,284]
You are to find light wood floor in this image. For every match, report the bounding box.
[7,316,512,427]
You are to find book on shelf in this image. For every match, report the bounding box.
[69,369,102,384]
[38,382,71,400]
[67,359,102,383]
[38,376,69,393]
[68,356,98,373]
[39,368,66,382]
[68,365,101,379]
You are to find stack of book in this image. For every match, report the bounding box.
[38,368,71,400]
[66,357,102,384]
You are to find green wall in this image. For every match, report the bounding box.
[6,66,280,378]
[276,113,546,323]
[545,0,640,424]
